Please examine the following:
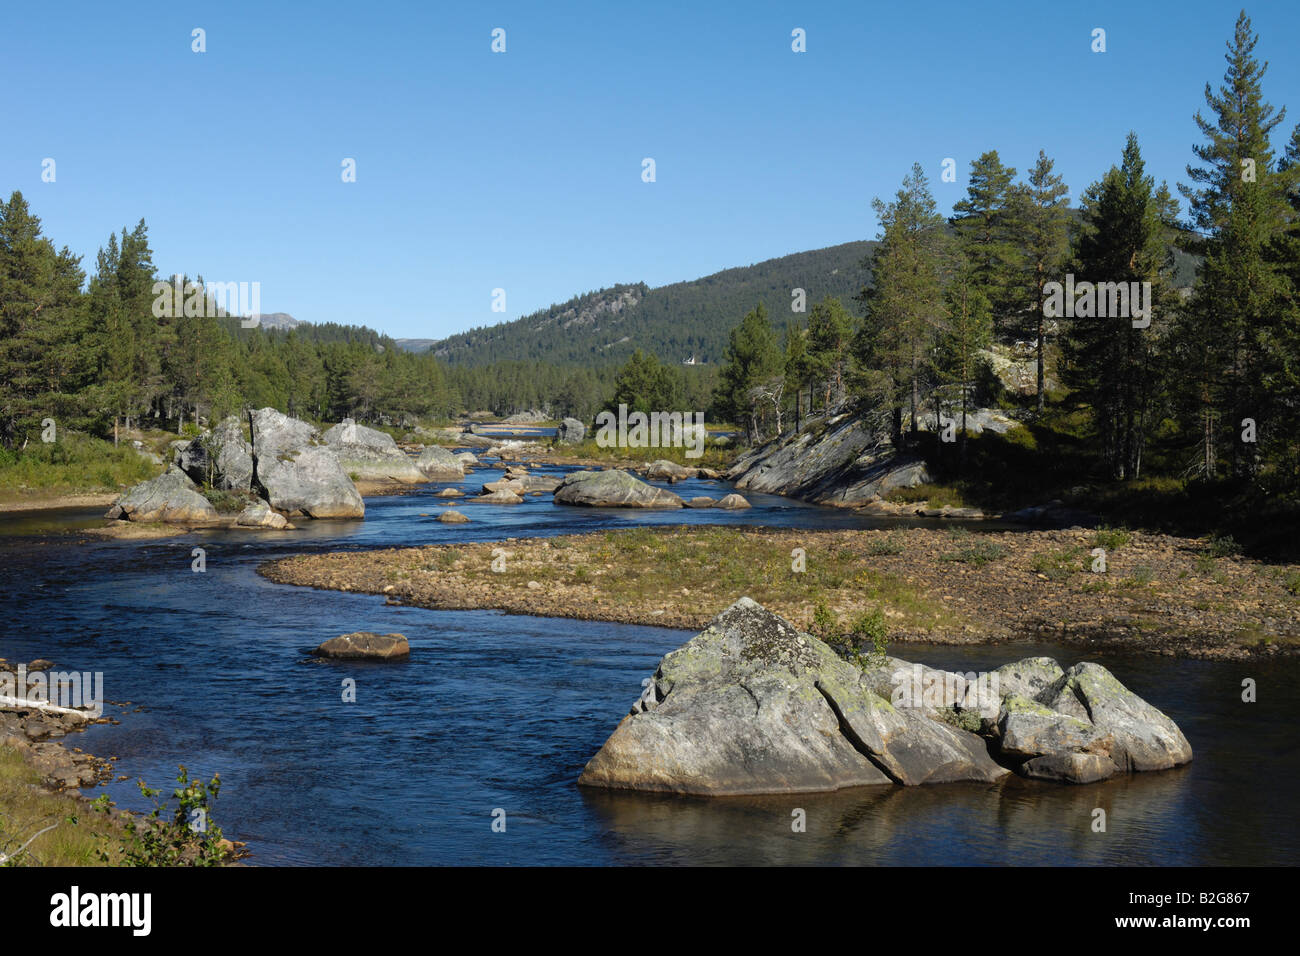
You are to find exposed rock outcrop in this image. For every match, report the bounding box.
[579,599,1192,794]
[250,409,365,519]
[727,413,928,508]
[105,467,222,525]
[322,419,425,483]
[173,416,254,491]
[416,445,466,479]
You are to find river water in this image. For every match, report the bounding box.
[1,462,1295,865]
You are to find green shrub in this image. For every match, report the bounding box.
[1091,526,1131,551]
[92,767,233,867]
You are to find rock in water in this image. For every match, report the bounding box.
[579,601,1193,793]
[553,470,683,508]
[106,467,222,525]
[715,493,752,510]
[556,418,586,443]
[1042,663,1193,772]
[322,419,426,483]
[312,632,410,660]
[416,445,466,479]
[235,501,290,529]
[644,459,698,481]
[578,598,1006,795]
[248,408,364,519]
[437,509,470,523]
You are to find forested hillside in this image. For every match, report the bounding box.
[412,241,878,367]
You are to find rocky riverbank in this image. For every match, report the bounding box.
[259,525,1300,659]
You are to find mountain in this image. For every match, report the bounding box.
[250,312,301,330]
[398,233,1203,369]
[403,241,879,367]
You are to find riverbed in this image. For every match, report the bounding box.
[1,462,1295,865]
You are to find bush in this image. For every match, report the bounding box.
[92,766,234,867]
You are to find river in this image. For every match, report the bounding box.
[1,461,1294,865]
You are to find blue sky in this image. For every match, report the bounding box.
[3,0,1297,340]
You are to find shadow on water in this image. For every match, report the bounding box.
[0,461,1295,865]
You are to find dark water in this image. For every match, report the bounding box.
[0,462,1295,865]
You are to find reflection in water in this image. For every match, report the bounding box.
[0,461,1296,865]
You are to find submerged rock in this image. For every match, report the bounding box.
[554,470,683,509]
[579,600,1192,794]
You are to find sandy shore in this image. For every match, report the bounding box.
[0,492,118,514]
[259,525,1300,660]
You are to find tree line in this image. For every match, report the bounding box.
[712,11,1300,493]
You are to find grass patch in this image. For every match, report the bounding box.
[884,483,966,508]
[1091,526,1132,551]
[0,432,158,500]
[0,746,124,866]
[1031,546,1086,581]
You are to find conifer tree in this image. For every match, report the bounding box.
[1065,134,1180,481]
[1175,10,1295,480]
[856,164,950,442]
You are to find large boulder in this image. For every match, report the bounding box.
[1040,663,1193,772]
[106,467,222,525]
[715,493,751,510]
[578,599,1007,795]
[249,408,364,519]
[554,470,683,509]
[322,419,425,483]
[174,416,254,491]
[556,418,586,444]
[311,632,409,660]
[579,604,1194,794]
[644,460,697,482]
[235,501,290,529]
[416,445,465,479]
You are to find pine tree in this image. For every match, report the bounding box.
[855,163,950,442]
[714,304,781,442]
[1176,10,1294,480]
[952,151,1025,337]
[1008,151,1072,409]
[937,262,993,457]
[0,192,89,447]
[805,296,855,409]
[1064,134,1180,481]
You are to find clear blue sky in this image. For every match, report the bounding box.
[3,0,1297,340]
